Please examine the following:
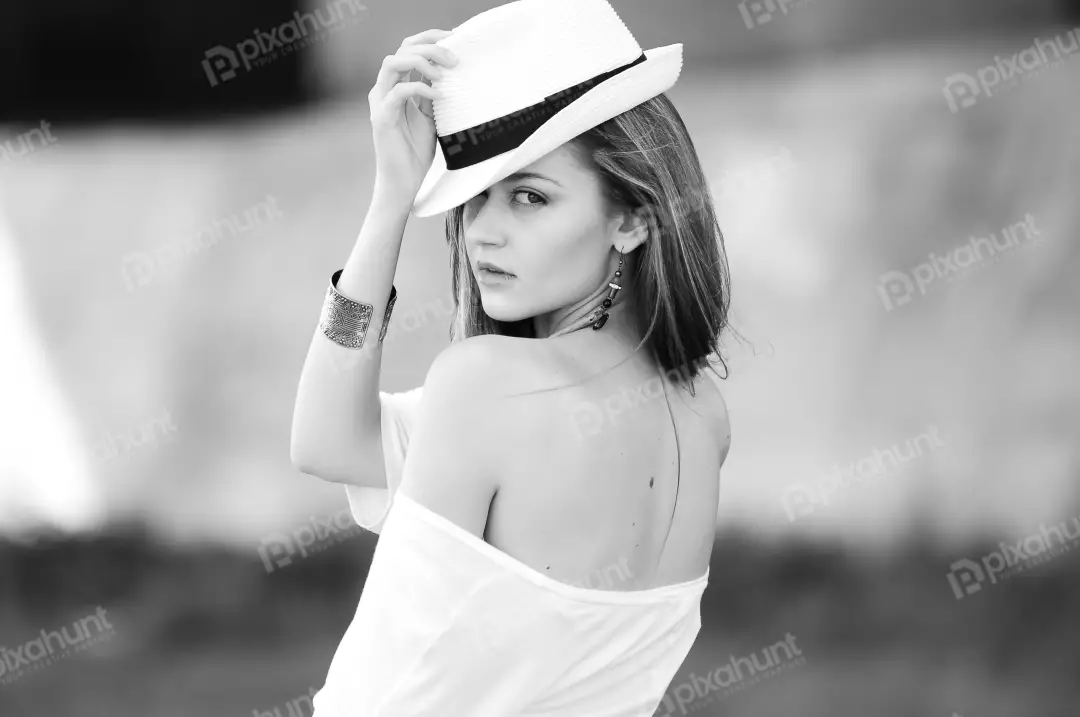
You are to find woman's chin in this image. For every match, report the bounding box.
[479,298,528,324]
[482,306,523,323]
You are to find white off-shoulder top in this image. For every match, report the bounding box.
[311,387,708,717]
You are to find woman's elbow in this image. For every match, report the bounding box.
[290,444,323,478]
[289,422,342,477]
[290,441,375,487]
[289,435,338,480]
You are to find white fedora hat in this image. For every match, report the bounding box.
[412,0,684,217]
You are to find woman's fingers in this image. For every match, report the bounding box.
[414,92,435,120]
[402,44,458,71]
[369,45,458,102]
[385,81,440,104]
[371,53,441,97]
[379,82,440,119]
[399,28,453,47]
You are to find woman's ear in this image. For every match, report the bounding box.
[610,206,649,252]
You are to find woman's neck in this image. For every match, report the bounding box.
[536,295,627,338]
[535,260,634,338]
[547,302,642,350]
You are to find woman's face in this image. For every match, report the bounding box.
[462,144,631,324]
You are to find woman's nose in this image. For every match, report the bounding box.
[464,196,509,248]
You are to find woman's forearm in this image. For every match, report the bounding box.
[290,185,413,483]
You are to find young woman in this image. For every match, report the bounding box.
[291,0,733,714]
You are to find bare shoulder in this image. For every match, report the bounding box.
[424,334,574,431]
[424,334,539,396]
[421,336,550,480]
[424,335,506,387]
[696,369,732,468]
[420,335,547,429]
[403,335,526,494]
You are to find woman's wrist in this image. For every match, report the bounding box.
[370,180,418,218]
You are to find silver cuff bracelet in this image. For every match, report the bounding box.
[319,269,397,350]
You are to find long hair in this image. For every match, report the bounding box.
[442,93,734,395]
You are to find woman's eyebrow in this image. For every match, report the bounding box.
[502,171,563,187]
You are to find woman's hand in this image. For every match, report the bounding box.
[368,29,459,206]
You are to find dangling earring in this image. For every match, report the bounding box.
[591,250,624,330]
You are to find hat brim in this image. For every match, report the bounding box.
[411,43,683,218]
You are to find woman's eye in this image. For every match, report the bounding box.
[511,190,546,207]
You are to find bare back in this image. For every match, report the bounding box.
[480,332,729,593]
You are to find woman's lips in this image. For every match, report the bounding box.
[477,267,517,284]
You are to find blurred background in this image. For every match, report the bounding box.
[1,0,1078,714]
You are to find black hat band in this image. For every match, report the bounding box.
[437,52,648,171]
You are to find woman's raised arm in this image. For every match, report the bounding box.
[289,191,410,487]
[290,29,456,487]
